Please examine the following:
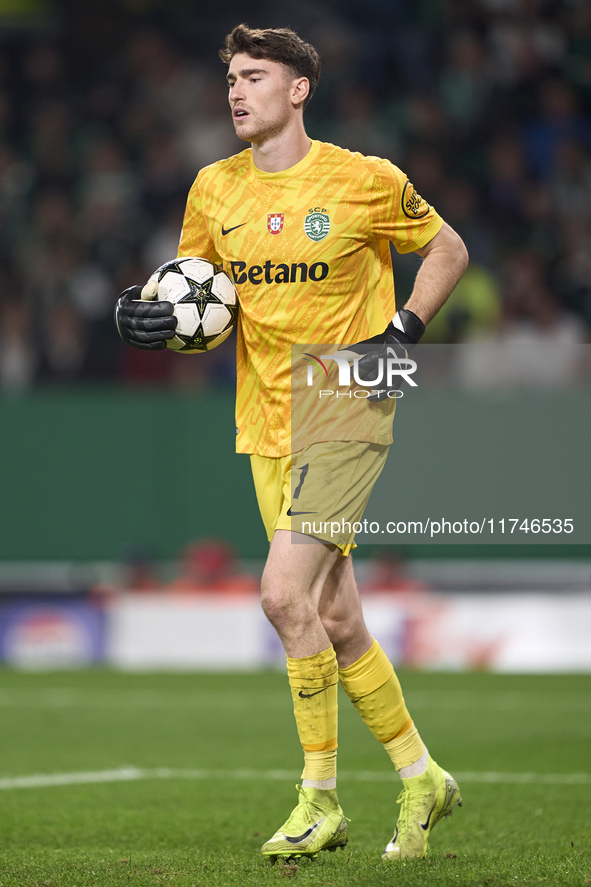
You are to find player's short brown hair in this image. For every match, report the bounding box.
[219,24,321,108]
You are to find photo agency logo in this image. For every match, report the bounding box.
[302,348,418,399]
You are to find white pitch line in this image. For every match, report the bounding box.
[0,767,589,791]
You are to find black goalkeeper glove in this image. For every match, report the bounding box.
[346,307,425,402]
[114,284,177,351]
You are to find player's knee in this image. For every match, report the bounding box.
[260,588,280,628]
[260,583,290,629]
[260,582,315,633]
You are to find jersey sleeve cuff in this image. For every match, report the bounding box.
[394,212,444,254]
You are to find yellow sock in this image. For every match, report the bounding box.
[338,638,426,770]
[287,646,338,786]
[383,727,428,772]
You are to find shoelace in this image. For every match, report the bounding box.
[294,785,351,823]
[395,788,409,832]
[395,782,431,835]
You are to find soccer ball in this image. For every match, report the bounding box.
[147,257,238,353]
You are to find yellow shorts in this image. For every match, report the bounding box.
[250,440,390,556]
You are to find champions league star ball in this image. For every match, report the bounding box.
[146,257,238,352]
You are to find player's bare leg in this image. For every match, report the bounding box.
[317,554,372,667]
[260,529,341,658]
[260,530,348,860]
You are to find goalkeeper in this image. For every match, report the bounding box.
[116,23,469,865]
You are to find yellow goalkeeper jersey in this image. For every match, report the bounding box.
[177,139,442,457]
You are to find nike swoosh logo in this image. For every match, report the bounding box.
[284,819,324,844]
[287,507,316,516]
[221,223,246,236]
[298,688,328,699]
[420,804,436,831]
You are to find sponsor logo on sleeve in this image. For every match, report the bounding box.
[402,180,430,219]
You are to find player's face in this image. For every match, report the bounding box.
[226,53,299,144]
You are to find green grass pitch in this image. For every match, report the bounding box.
[0,669,589,886]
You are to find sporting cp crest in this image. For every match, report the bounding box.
[304,208,331,241]
[267,213,284,234]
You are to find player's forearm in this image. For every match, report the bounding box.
[403,222,469,326]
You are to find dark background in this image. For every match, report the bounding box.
[0,0,589,562]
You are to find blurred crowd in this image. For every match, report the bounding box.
[0,0,590,393]
[91,538,260,600]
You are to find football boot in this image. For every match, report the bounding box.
[261,785,348,862]
[382,756,462,861]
